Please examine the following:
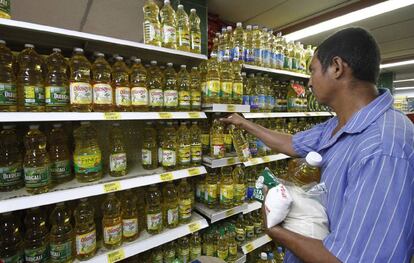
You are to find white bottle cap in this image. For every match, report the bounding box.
[305,151,322,167]
[167,62,173,67]
[25,43,34,48]
[74,47,84,52]
[29,125,39,129]
[53,123,62,128]
[115,56,123,61]
[164,0,170,4]
[192,66,197,70]
[190,8,196,13]
[236,22,242,27]
[181,64,186,69]
[178,4,183,9]
[134,58,141,63]
[95,52,104,57]
[0,40,5,44]
[52,48,61,53]
[151,60,157,65]
[210,53,217,58]
[260,252,267,260]
[246,25,252,30]
[227,26,232,31]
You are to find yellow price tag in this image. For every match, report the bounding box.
[304,112,311,116]
[227,104,236,112]
[262,156,271,162]
[250,158,259,165]
[188,168,200,176]
[188,222,201,233]
[188,112,201,118]
[159,112,173,119]
[225,208,235,217]
[227,158,236,165]
[245,243,255,253]
[103,182,121,193]
[107,248,125,263]
[160,173,174,181]
[104,112,121,120]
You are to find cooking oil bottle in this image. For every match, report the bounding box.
[190,121,202,166]
[91,52,113,112]
[235,214,246,246]
[252,25,262,66]
[109,123,127,177]
[0,212,24,263]
[217,228,228,261]
[304,45,314,75]
[146,184,163,234]
[233,22,245,62]
[74,198,97,260]
[232,64,243,104]
[162,181,179,228]
[69,48,92,112]
[196,174,205,203]
[0,40,16,111]
[162,122,177,171]
[142,121,158,170]
[49,202,74,263]
[163,241,176,263]
[121,190,139,242]
[284,41,294,71]
[143,0,161,46]
[24,208,50,263]
[130,58,148,111]
[178,178,192,224]
[200,120,210,156]
[224,26,233,60]
[160,0,177,49]
[17,44,45,112]
[291,151,322,186]
[23,125,51,194]
[189,9,201,54]
[163,62,178,111]
[244,25,254,64]
[219,166,234,209]
[148,61,164,111]
[245,213,255,241]
[190,232,202,260]
[45,48,69,112]
[0,0,10,19]
[190,66,201,111]
[48,123,72,185]
[228,225,238,262]
[73,122,102,182]
[177,65,191,111]
[219,55,233,103]
[205,54,220,104]
[102,193,122,249]
[176,5,190,52]
[232,164,246,206]
[253,210,263,236]
[177,122,191,168]
[205,169,218,208]
[113,56,131,111]
[230,124,251,161]
[177,236,190,263]
[210,117,225,159]
[0,125,23,191]
[223,124,232,154]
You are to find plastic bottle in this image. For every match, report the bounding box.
[0,125,23,191]
[178,178,192,224]
[163,241,176,263]
[225,26,234,61]
[190,121,202,166]
[232,65,243,104]
[190,66,201,111]
[284,41,294,71]
[291,151,322,186]
[113,56,131,111]
[244,25,254,64]
[177,236,190,263]
[195,174,205,203]
[109,123,127,177]
[189,9,201,54]
[48,123,72,185]
[210,32,219,58]
[198,61,207,105]
[101,193,122,249]
[0,40,17,111]
[177,65,191,111]
[246,167,255,202]
[241,72,250,106]
[162,181,179,228]
[146,184,163,234]
[177,122,191,168]
[228,225,238,261]
[143,0,161,46]
[219,55,233,104]
[235,214,246,246]
[91,52,113,112]
[274,247,285,263]
[219,166,234,209]
[202,230,215,256]
[73,122,102,182]
[163,62,178,111]
[205,54,220,104]
[217,28,226,62]
[148,61,164,111]
[210,118,225,159]
[69,48,92,112]
[245,213,255,241]
[304,45,314,75]
[74,198,97,260]
[160,0,177,49]
[120,190,139,242]
[17,44,45,112]
[0,0,10,19]
[261,28,271,67]
[176,5,190,52]
[232,164,246,205]
[130,58,148,111]
[23,125,51,194]
[256,74,266,112]
[162,122,177,171]
[230,125,251,162]
[0,212,24,263]
[205,169,218,208]
[24,208,50,263]
[273,33,284,69]
[248,74,259,112]
[232,22,245,63]
[142,121,158,170]
[252,26,262,66]
[223,124,232,154]
[189,232,202,260]
[44,48,69,111]
[217,228,228,261]
[49,202,74,263]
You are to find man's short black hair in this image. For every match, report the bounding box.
[316,27,381,84]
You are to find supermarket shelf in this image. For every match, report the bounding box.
[202,104,250,113]
[243,64,310,79]
[243,201,262,214]
[235,253,247,263]
[242,112,334,119]
[0,18,206,65]
[195,202,248,223]
[0,111,207,122]
[243,154,291,167]
[77,213,208,263]
[0,165,206,213]
[203,154,241,168]
[241,234,272,254]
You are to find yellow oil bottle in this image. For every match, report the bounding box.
[160,0,177,49]
[223,124,232,154]
[232,64,243,104]
[235,214,246,246]
[102,193,122,249]
[0,125,23,191]
[162,181,179,229]
[219,55,233,104]
[162,122,177,171]
[113,56,131,111]
[190,66,201,111]
[189,9,201,54]
[146,184,163,234]
[210,117,225,159]
[178,178,192,224]
[190,121,202,166]
[48,123,72,185]
[91,52,113,112]
[0,0,10,19]
[45,48,69,112]
[232,164,246,206]
[177,65,191,111]
[0,40,17,111]
[176,5,190,52]
[217,228,228,261]
[24,208,50,263]
[142,121,158,170]
[121,190,139,242]
[163,241,176,263]
[74,198,96,260]
[177,122,191,168]
[205,54,220,104]
[200,120,210,156]
[230,124,251,162]
[199,60,207,105]
[228,225,238,262]
[177,236,190,263]
[143,0,161,46]
[219,166,234,209]
[69,48,92,112]
[245,213,255,241]
[0,212,24,263]
[109,123,127,177]
[190,232,202,260]
[148,61,164,111]
[130,58,148,111]
[163,62,178,111]
[205,169,218,208]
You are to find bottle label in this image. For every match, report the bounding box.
[178,29,190,47]
[246,225,255,238]
[212,144,224,158]
[220,82,232,97]
[162,25,176,44]
[123,218,138,238]
[103,223,122,245]
[178,144,191,165]
[236,228,246,242]
[147,212,162,230]
[292,82,306,96]
[92,83,112,105]
[143,22,160,42]
[217,250,228,260]
[179,248,190,263]
[50,241,72,262]
[275,99,287,112]
[191,90,201,106]
[254,48,261,63]
[167,207,179,225]
[224,134,232,146]
[164,90,178,107]
[131,86,148,106]
[233,46,244,61]
[234,184,246,203]
[258,94,266,109]
[0,0,10,14]
[162,149,176,166]
[109,153,127,172]
[24,166,50,188]
[284,56,292,70]
[205,184,217,203]
[190,247,201,260]
[200,134,209,146]
[274,53,284,68]
[179,198,192,220]
[70,82,92,104]
[179,91,190,106]
[142,149,152,165]
[288,98,305,110]
[191,34,201,52]
[76,230,96,255]
[50,160,71,180]
[244,48,254,62]
[190,143,202,161]
[0,83,17,105]
[45,85,69,106]
[242,95,250,105]
[205,245,215,256]
[24,85,45,106]
[232,82,243,96]
[0,252,24,263]
[220,184,234,203]
[115,87,131,106]
[229,244,238,257]
[206,80,219,96]
[24,246,49,263]
[0,163,22,187]
[149,89,163,107]
[74,153,102,174]
[254,222,263,235]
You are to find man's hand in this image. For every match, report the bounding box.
[219,113,248,128]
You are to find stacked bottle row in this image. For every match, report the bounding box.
[0,42,204,112]
[253,247,285,263]
[143,0,201,54]
[210,22,315,74]
[0,179,196,262]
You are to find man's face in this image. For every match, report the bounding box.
[308,53,334,106]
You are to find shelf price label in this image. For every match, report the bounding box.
[160,173,174,181]
[103,182,122,193]
[159,112,173,119]
[104,112,121,120]
[188,168,200,176]
[262,156,271,162]
[107,248,125,263]
[250,158,259,165]
[188,112,201,118]
[225,208,235,217]
[188,222,201,233]
[245,243,255,253]
[227,158,236,165]
[227,104,236,112]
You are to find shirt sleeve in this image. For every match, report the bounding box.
[323,154,414,263]
[291,121,328,157]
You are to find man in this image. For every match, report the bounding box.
[221,27,414,262]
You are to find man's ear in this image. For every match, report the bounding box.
[329,56,346,79]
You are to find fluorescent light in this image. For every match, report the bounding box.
[380,59,414,69]
[394,78,414,83]
[284,0,414,41]
[394,87,414,90]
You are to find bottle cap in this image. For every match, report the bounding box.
[260,252,267,260]
[53,123,62,128]
[0,40,5,44]
[164,0,170,3]
[52,48,61,53]
[167,62,173,67]
[151,60,157,65]
[29,125,39,129]
[74,47,83,52]
[25,43,35,48]
[246,25,252,30]
[305,151,322,167]
[115,56,123,61]
[236,22,242,27]
[226,26,232,31]
[190,8,196,12]
[134,58,141,63]
[277,246,283,253]
[268,253,274,259]
[178,4,183,9]
[181,64,186,69]
[95,52,105,57]
[210,53,217,58]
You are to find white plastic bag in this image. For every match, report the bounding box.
[264,183,293,228]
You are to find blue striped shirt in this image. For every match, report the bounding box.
[285,89,414,262]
